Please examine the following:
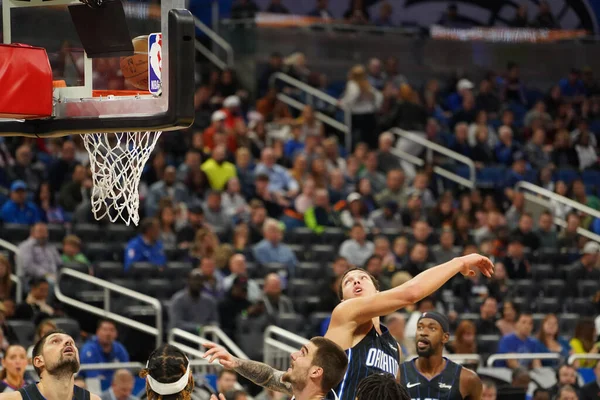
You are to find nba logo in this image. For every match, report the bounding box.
[148,33,162,96]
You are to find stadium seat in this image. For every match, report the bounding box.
[295,296,322,316]
[128,262,161,278]
[555,168,579,185]
[106,224,136,243]
[578,281,598,298]
[513,280,537,299]
[477,335,500,355]
[310,245,336,262]
[321,228,346,247]
[2,224,31,244]
[558,313,579,337]
[285,227,313,246]
[535,298,560,314]
[165,261,193,279]
[60,261,90,274]
[47,224,67,242]
[476,166,505,188]
[164,247,188,262]
[95,261,124,279]
[531,264,555,280]
[235,314,267,360]
[73,223,104,242]
[6,320,34,346]
[262,263,287,275]
[540,280,565,298]
[275,313,305,333]
[143,279,179,300]
[309,312,331,337]
[582,170,600,188]
[565,298,595,316]
[458,313,479,322]
[245,262,261,278]
[288,279,317,298]
[84,243,115,263]
[288,244,306,262]
[52,318,81,342]
[297,262,323,280]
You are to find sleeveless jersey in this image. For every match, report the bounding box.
[333,324,400,400]
[400,357,464,400]
[18,383,90,400]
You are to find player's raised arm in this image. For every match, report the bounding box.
[329,254,493,329]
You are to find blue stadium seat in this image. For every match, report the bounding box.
[582,170,600,187]
[476,166,506,187]
[555,168,579,184]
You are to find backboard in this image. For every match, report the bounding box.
[0,0,195,136]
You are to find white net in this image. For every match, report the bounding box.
[82,131,162,226]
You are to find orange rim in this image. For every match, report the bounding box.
[93,90,151,97]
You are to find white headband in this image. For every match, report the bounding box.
[145,360,191,396]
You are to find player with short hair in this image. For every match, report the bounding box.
[0,330,99,400]
[202,337,348,400]
[140,344,194,400]
[355,373,410,400]
[400,312,482,400]
[326,253,493,400]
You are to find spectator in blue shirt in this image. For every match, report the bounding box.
[497,312,543,369]
[254,147,299,197]
[0,180,41,225]
[559,68,586,103]
[252,218,298,275]
[79,319,130,391]
[495,126,521,166]
[124,218,167,272]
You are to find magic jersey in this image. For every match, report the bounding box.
[400,357,464,400]
[19,383,90,400]
[334,324,400,400]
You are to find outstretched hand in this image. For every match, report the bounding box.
[458,254,494,278]
[210,394,226,400]
[202,342,240,369]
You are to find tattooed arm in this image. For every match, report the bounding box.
[203,342,293,395]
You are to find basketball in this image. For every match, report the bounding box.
[120,35,149,90]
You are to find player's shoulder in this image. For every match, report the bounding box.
[90,393,102,400]
[0,391,23,400]
[459,366,482,391]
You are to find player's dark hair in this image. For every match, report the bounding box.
[338,267,380,299]
[309,337,348,393]
[140,344,194,400]
[32,329,67,377]
[355,373,410,400]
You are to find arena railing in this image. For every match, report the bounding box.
[516,181,600,244]
[168,327,249,360]
[193,16,234,70]
[0,239,23,302]
[269,72,352,152]
[390,128,476,189]
[486,353,561,367]
[54,268,163,347]
[568,353,600,365]
[264,325,309,371]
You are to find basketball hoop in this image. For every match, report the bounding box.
[82,130,161,226]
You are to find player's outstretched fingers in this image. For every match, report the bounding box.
[210,394,226,400]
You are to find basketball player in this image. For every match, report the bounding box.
[355,374,410,400]
[202,337,348,400]
[326,253,493,400]
[0,330,99,400]
[400,312,482,400]
[140,344,194,400]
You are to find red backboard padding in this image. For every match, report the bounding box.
[0,44,53,119]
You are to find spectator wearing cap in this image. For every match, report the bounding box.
[252,218,298,273]
[16,223,61,281]
[447,78,474,113]
[221,95,244,129]
[369,201,402,232]
[61,235,91,268]
[176,204,205,248]
[339,223,374,268]
[566,242,600,297]
[203,110,233,152]
[145,165,190,217]
[340,193,372,230]
[123,218,167,272]
[168,269,219,333]
[201,145,237,191]
[0,180,41,225]
[495,126,521,167]
[305,189,338,234]
[255,148,299,198]
[375,169,405,206]
[511,213,541,251]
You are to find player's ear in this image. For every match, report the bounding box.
[310,366,324,380]
[33,355,45,371]
[442,332,450,344]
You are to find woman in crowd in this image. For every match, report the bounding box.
[0,345,28,392]
[537,313,571,366]
[446,320,479,370]
[570,319,599,368]
[496,300,518,336]
[158,202,177,248]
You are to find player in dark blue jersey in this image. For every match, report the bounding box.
[0,330,98,400]
[325,253,493,400]
[400,312,482,400]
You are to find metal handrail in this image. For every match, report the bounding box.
[390,128,476,189]
[54,268,163,347]
[168,327,249,360]
[264,325,310,346]
[10,274,22,303]
[568,354,600,364]
[269,72,352,152]
[516,181,600,244]
[487,353,561,367]
[193,16,234,70]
